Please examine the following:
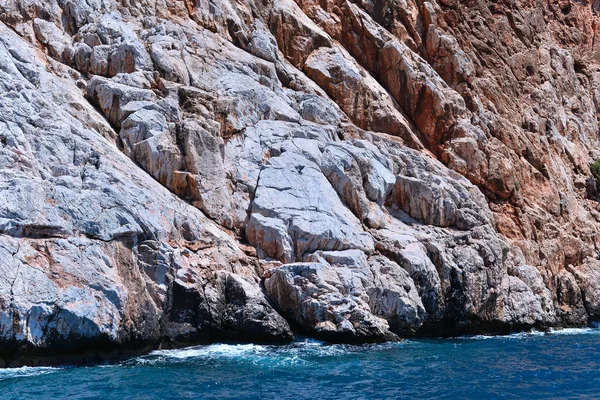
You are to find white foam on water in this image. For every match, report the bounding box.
[148,338,334,361]
[548,327,600,336]
[128,327,600,366]
[455,326,600,341]
[0,366,59,380]
[453,331,543,341]
[502,330,547,340]
[151,343,270,360]
[138,343,310,368]
[137,339,405,367]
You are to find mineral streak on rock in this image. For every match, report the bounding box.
[0,0,599,365]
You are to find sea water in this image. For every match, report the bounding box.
[1,328,599,399]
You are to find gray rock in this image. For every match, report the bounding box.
[264,253,425,342]
[87,75,156,127]
[0,23,291,365]
[571,260,600,320]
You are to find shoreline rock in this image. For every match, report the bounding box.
[0,0,599,365]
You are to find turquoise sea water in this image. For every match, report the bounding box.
[1,328,599,399]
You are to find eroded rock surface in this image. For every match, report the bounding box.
[0,0,599,364]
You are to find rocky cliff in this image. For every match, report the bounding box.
[0,0,599,366]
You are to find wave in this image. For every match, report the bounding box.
[455,330,546,340]
[454,326,600,341]
[133,326,600,364]
[133,338,406,367]
[548,327,600,336]
[150,343,271,359]
[137,342,304,367]
[0,366,59,380]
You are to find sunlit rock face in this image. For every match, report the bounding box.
[0,0,599,364]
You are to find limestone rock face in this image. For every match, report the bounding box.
[264,252,426,342]
[0,22,291,366]
[0,0,600,364]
